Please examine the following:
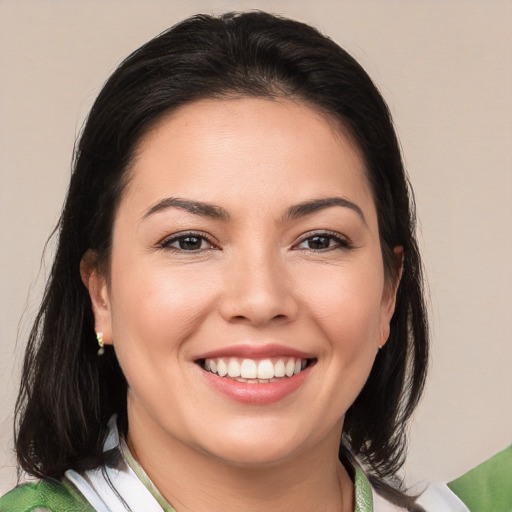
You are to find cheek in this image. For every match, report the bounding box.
[300,261,385,341]
[298,260,384,400]
[107,253,218,362]
[105,257,221,427]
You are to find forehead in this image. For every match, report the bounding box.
[122,97,375,221]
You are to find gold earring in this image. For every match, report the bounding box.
[96,332,105,356]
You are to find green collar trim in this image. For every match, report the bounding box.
[354,462,374,512]
[121,438,177,512]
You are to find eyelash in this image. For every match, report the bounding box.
[159,231,217,252]
[159,230,352,253]
[294,231,353,252]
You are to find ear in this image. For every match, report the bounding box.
[80,250,113,345]
[379,246,403,349]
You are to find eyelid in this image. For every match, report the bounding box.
[158,230,219,251]
[293,230,353,250]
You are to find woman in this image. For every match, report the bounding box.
[1,11,434,512]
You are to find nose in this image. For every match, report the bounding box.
[219,248,299,327]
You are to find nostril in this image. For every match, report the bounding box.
[219,287,299,326]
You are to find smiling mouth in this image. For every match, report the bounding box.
[198,357,316,383]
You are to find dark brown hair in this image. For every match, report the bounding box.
[15,11,428,509]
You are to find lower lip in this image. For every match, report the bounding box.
[200,366,312,404]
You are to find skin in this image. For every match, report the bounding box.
[82,97,400,512]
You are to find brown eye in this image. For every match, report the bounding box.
[161,233,214,251]
[305,236,331,250]
[177,236,203,250]
[296,232,352,251]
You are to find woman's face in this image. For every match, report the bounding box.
[88,97,398,467]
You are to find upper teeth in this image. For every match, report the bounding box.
[204,357,307,380]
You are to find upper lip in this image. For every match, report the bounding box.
[195,343,315,360]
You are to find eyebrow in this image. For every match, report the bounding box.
[284,197,367,225]
[142,198,230,221]
[141,196,366,225]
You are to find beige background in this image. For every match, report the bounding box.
[1,0,511,493]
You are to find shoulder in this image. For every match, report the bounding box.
[371,481,470,512]
[447,445,512,512]
[0,479,94,512]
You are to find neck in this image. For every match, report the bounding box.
[126,410,354,512]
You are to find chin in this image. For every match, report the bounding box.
[193,420,318,469]
[206,440,304,469]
